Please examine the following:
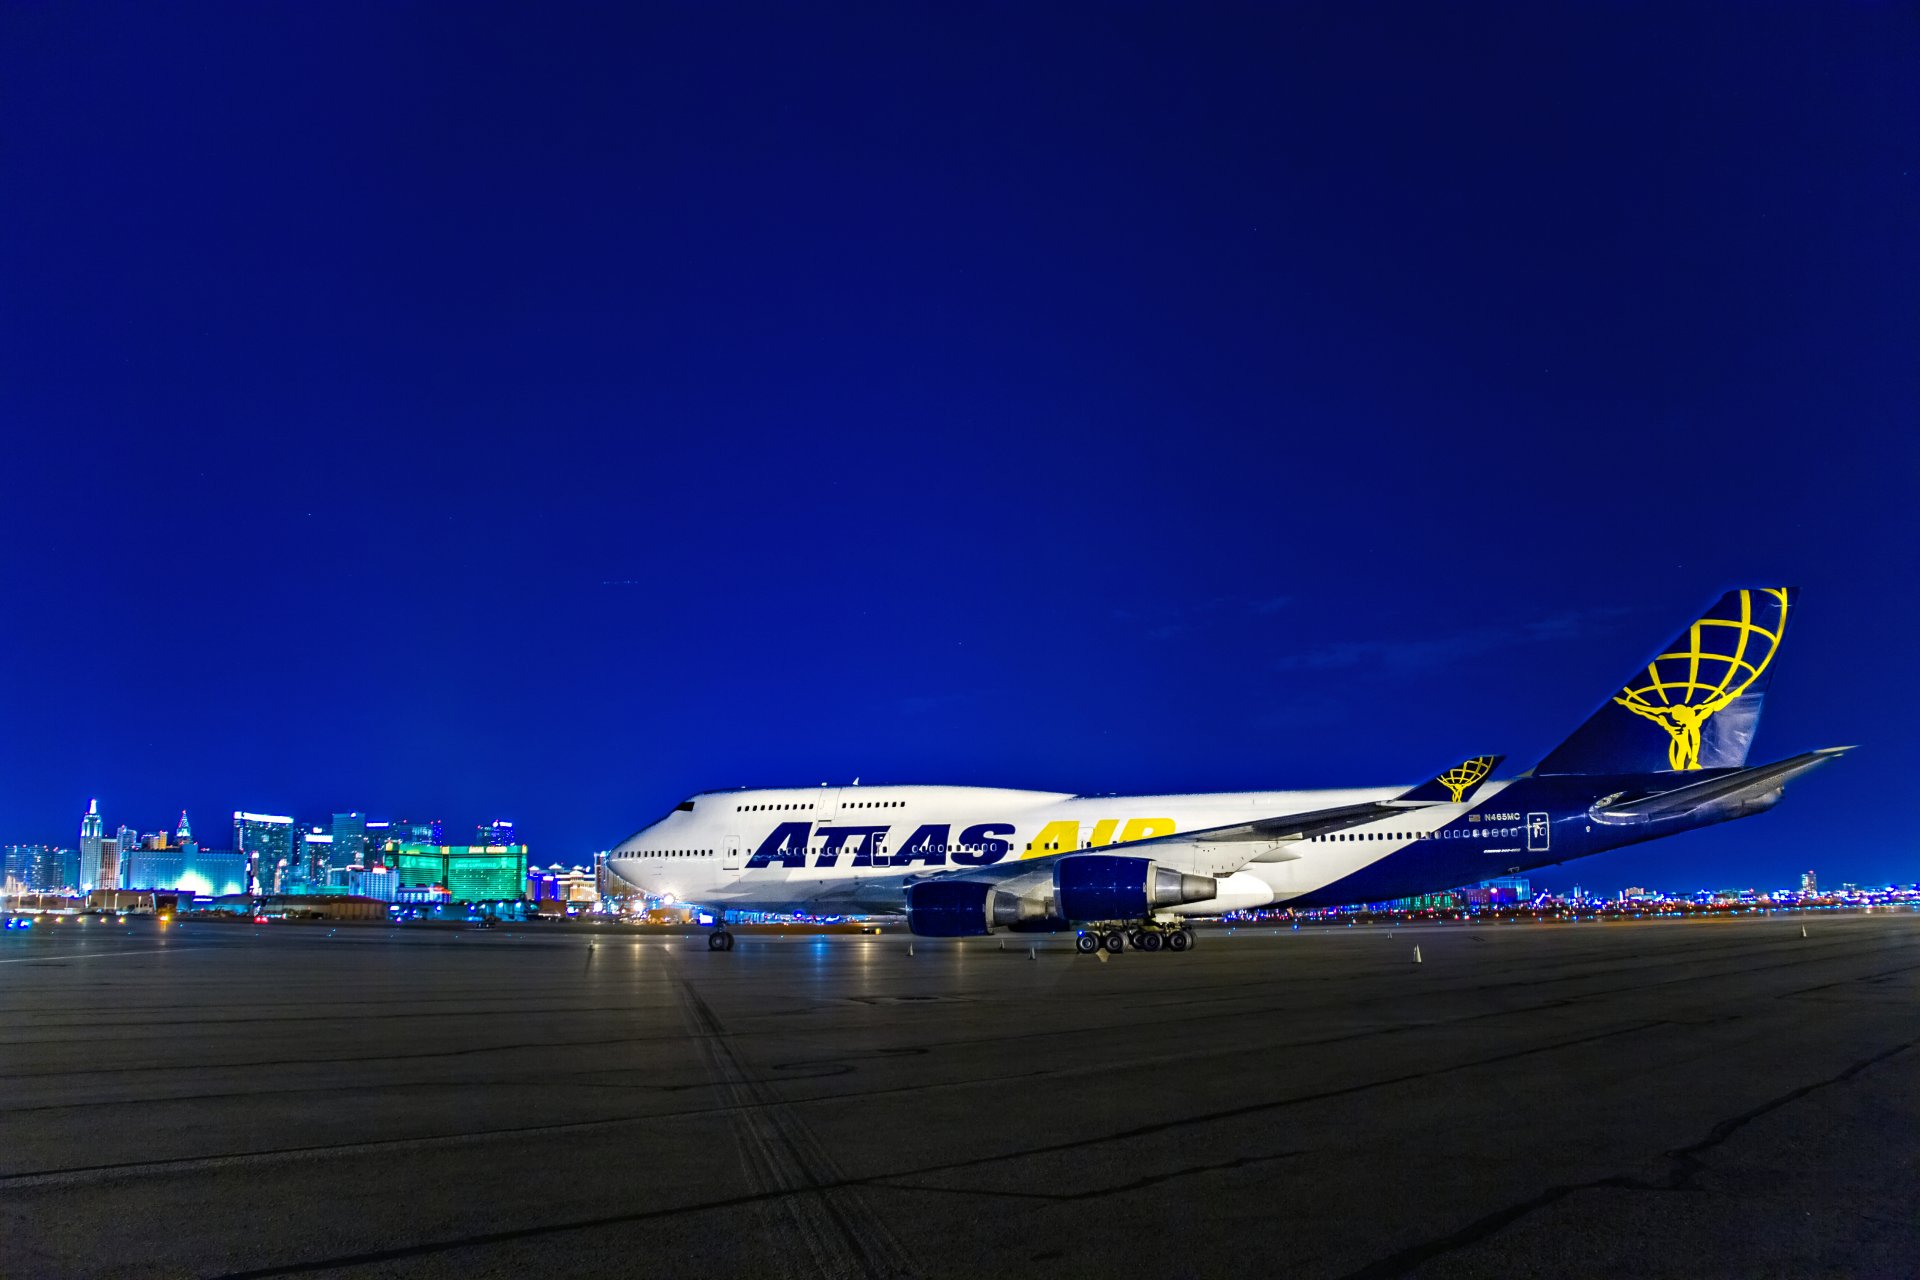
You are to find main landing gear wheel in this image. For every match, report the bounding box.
[1166,928,1192,952]
[708,930,734,951]
[1101,931,1125,954]
[1075,933,1100,954]
[1138,930,1164,952]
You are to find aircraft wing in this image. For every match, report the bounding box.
[1588,747,1852,824]
[929,754,1505,892]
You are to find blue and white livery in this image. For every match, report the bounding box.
[608,589,1847,952]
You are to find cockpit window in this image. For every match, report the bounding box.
[675,800,696,812]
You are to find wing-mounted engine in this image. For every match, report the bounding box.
[1053,855,1216,923]
[903,879,1052,937]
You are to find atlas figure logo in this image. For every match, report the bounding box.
[1435,756,1497,803]
[1611,588,1789,771]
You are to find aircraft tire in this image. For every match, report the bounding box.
[1075,933,1099,954]
[1101,932,1125,954]
[1167,929,1191,953]
[708,930,733,951]
[1139,931,1163,952]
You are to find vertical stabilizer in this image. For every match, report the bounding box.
[1534,588,1796,776]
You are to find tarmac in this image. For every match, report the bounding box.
[1,911,1916,1278]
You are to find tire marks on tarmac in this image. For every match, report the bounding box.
[676,978,917,1280]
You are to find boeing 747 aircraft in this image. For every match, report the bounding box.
[609,588,1846,952]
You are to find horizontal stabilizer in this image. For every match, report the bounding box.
[1589,747,1852,824]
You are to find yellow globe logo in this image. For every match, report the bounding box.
[1613,588,1789,770]
[1437,756,1496,803]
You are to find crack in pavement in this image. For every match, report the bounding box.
[1335,1033,1920,1279]
[879,1149,1307,1202]
[188,1020,1668,1277]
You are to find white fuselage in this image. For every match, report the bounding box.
[607,782,1512,915]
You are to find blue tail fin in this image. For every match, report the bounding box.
[1534,588,1798,776]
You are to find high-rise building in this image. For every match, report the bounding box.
[117,824,140,859]
[97,837,121,891]
[330,813,366,870]
[1801,870,1818,895]
[476,820,516,846]
[392,842,528,903]
[176,811,193,847]
[4,845,47,893]
[5,844,78,893]
[366,819,442,866]
[79,799,104,892]
[300,830,333,888]
[234,812,295,896]
[349,865,397,902]
[176,848,247,897]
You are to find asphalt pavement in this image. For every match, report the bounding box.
[1,911,1915,1278]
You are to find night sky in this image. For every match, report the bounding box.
[2,5,1913,892]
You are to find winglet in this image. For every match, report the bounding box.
[1398,755,1504,805]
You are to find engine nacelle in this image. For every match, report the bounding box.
[1053,855,1217,923]
[904,880,1049,937]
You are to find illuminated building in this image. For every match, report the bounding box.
[97,837,121,891]
[365,819,442,866]
[1801,870,1818,895]
[176,848,247,897]
[330,813,366,869]
[4,844,71,893]
[234,812,295,895]
[392,842,528,903]
[79,799,104,892]
[300,830,333,888]
[126,843,185,890]
[348,865,396,902]
[528,863,598,904]
[476,819,515,845]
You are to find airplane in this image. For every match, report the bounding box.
[607,587,1848,953]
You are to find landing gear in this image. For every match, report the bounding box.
[1076,921,1194,955]
[707,930,734,951]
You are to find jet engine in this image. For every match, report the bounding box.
[1053,855,1217,923]
[904,879,1049,937]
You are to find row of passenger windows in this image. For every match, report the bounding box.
[733,800,906,812]
[656,850,711,857]
[1311,829,1521,842]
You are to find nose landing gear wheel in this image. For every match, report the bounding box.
[1166,928,1191,952]
[1075,933,1100,954]
[708,930,734,951]
[1101,931,1125,954]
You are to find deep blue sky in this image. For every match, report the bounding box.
[2,5,1913,891]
